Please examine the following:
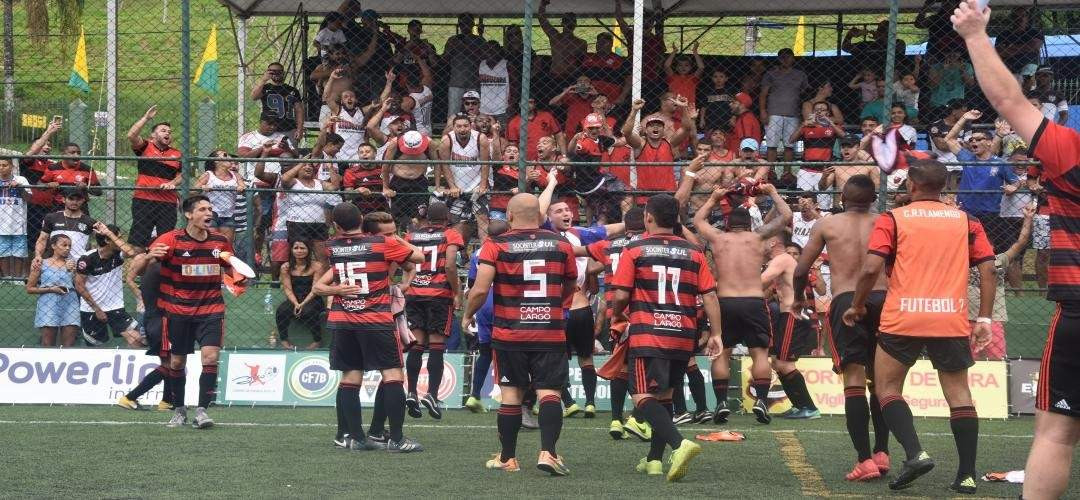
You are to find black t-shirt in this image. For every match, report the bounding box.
[701,88,734,132]
[847,40,907,74]
[42,211,96,259]
[996,28,1043,73]
[140,261,162,316]
[344,22,395,75]
[927,118,971,154]
[259,82,302,132]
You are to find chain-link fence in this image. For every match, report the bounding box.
[0,0,1075,360]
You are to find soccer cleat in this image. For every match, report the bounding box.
[752,399,772,424]
[888,451,935,490]
[367,431,390,451]
[420,393,443,420]
[156,400,174,411]
[485,454,520,472]
[536,451,569,476]
[790,408,822,420]
[949,475,977,494]
[609,419,627,440]
[872,451,891,474]
[583,404,596,418]
[333,433,350,449]
[165,407,188,428]
[347,436,378,451]
[563,403,582,418]
[116,396,139,410]
[636,458,663,476]
[779,407,802,419]
[673,412,693,426]
[405,393,422,418]
[624,416,652,441]
[713,401,731,424]
[464,396,487,413]
[690,409,711,424]
[192,407,214,429]
[845,459,883,481]
[387,437,424,453]
[521,407,539,430]
[666,439,703,482]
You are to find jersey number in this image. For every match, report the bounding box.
[334,262,369,294]
[524,259,547,298]
[609,253,620,275]
[423,245,439,272]
[652,265,682,305]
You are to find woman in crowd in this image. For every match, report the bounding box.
[27,234,79,346]
[196,150,246,243]
[276,239,325,349]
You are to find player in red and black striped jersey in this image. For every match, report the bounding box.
[127,106,182,250]
[147,195,239,430]
[403,202,464,419]
[462,192,577,475]
[610,194,723,482]
[314,202,425,453]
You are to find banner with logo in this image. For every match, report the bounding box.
[1008,359,1041,415]
[738,357,1009,418]
[0,348,202,405]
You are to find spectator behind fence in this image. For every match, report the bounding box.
[126,106,181,251]
[478,41,511,126]
[74,223,140,347]
[342,143,388,213]
[195,151,245,244]
[309,122,346,182]
[400,58,435,136]
[789,101,845,209]
[488,144,529,220]
[443,13,487,117]
[34,188,95,265]
[760,48,809,164]
[728,92,762,154]
[966,204,1034,361]
[892,62,923,120]
[1031,66,1068,125]
[848,69,879,105]
[21,120,64,252]
[277,239,325,350]
[538,0,587,84]
[623,98,694,203]
[278,159,342,264]
[251,62,304,141]
[581,33,629,108]
[27,233,79,346]
[927,50,975,119]
[551,76,601,139]
[665,42,704,110]
[928,99,970,183]
[314,12,347,60]
[842,20,908,73]
[1000,148,1034,288]
[507,98,565,161]
[915,0,963,62]
[801,82,845,128]
[399,20,439,71]
[381,130,437,231]
[818,137,880,206]
[0,157,30,277]
[700,68,733,135]
[322,87,375,161]
[202,151,249,264]
[342,9,396,103]
[887,103,919,149]
[238,115,287,263]
[614,2,667,104]
[995,7,1043,87]
[1026,164,1050,290]
[437,114,491,239]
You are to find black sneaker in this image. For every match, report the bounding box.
[888,451,935,490]
[333,432,350,448]
[752,399,771,424]
[713,401,731,424]
[405,393,422,418]
[949,475,977,494]
[347,436,378,451]
[367,431,390,450]
[691,409,711,424]
[387,436,424,453]
[420,393,443,420]
[672,412,693,426]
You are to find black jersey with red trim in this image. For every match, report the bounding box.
[325,233,413,333]
[1028,118,1080,301]
[152,229,233,317]
[585,232,642,319]
[405,225,464,300]
[133,141,182,204]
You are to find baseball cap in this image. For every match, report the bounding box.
[734,92,753,108]
[397,130,430,156]
[581,113,604,129]
[946,99,967,111]
[739,138,760,151]
[360,9,380,20]
[644,114,665,126]
[1036,65,1054,75]
[61,186,88,199]
[839,136,860,148]
[462,90,481,101]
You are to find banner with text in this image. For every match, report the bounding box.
[1008,359,1040,415]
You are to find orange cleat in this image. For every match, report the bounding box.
[485,454,521,472]
[846,459,883,482]
[872,451,891,474]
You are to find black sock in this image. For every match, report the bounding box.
[497,404,522,462]
[636,397,683,449]
[405,345,424,395]
[170,368,186,407]
[162,369,174,405]
[752,378,771,404]
[869,391,890,454]
[844,386,872,461]
[427,342,445,399]
[561,385,576,406]
[610,377,628,421]
[368,384,386,436]
[686,367,708,412]
[712,379,730,405]
[648,433,667,461]
[780,370,815,410]
[949,406,979,479]
[880,395,922,460]
[581,365,597,405]
[660,398,674,417]
[125,365,167,401]
[538,394,563,456]
[383,380,407,442]
[672,380,688,415]
[336,382,364,438]
[197,364,218,409]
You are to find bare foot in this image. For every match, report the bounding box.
[280,340,295,349]
[306,341,321,350]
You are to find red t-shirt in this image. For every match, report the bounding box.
[800,124,837,164]
[636,139,677,192]
[133,141,182,204]
[729,111,762,152]
[507,111,561,161]
[604,145,634,187]
[38,162,100,205]
[667,74,700,108]
[560,94,594,139]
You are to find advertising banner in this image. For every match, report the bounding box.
[1008,359,1041,415]
[739,357,1009,418]
[0,348,202,405]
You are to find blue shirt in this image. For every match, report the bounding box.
[540,221,608,246]
[955,149,1018,216]
[468,250,494,332]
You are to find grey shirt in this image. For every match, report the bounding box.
[445,33,487,88]
[761,67,809,117]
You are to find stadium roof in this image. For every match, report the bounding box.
[221,0,1079,18]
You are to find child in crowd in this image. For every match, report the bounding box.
[314,12,347,60]
[0,157,30,277]
[665,42,704,112]
[848,69,879,104]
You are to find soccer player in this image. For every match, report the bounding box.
[610,194,723,481]
[694,182,792,424]
[147,195,240,429]
[316,203,425,452]
[116,254,173,411]
[464,219,510,413]
[73,223,141,347]
[403,201,464,419]
[794,175,892,481]
[844,160,995,492]
[462,193,577,475]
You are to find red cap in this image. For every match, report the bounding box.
[734,92,753,108]
[397,131,430,156]
[581,113,604,129]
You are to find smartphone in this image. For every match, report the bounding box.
[52,115,63,125]
[55,285,69,294]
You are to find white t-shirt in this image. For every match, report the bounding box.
[408,86,435,136]
[314,28,346,57]
[281,179,340,223]
[75,249,125,313]
[791,212,819,249]
[892,82,920,111]
[478,59,509,116]
[203,171,239,218]
[237,130,285,185]
[332,106,367,162]
[0,176,29,235]
[448,130,482,192]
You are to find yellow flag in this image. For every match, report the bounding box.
[68,28,90,93]
[613,26,626,56]
[792,16,806,56]
[193,25,219,93]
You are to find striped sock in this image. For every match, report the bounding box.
[880,394,921,460]
[497,404,522,462]
[949,406,979,479]
[844,386,872,461]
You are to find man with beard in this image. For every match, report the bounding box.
[127,106,182,252]
[251,62,304,141]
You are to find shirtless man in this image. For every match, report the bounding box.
[379,130,438,232]
[436,114,491,240]
[674,153,720,220]
[819,137,880,207]
[732,138,771,183]
[538,0,587,83]
[694,182,792,424]
[793,174,891,481]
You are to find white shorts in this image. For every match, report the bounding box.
[765,115,800,150]
[1033,214,1050,250]
[796,168,833,210]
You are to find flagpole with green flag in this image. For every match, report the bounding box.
[68,27,91,93]
[193,24,219,93]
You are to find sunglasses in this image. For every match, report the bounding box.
[463,100,480,105]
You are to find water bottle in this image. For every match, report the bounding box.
[263,290,273,314]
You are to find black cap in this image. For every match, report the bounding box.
[946,99,967,111]
[61,186,88,199]
[839,136,860,148]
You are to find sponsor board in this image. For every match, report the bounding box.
[222,353,286,402]
[0,348,202,405]
[739,357,1009,418]
[1008,359,1040,415]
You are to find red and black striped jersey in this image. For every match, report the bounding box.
[585,232,643,319]
[611,234,716,359]
[325,232,413,333]
[1029,118,1080,301]
[133,141,182,204]
[477,228,577,351]
[153,229,233,317]
[405,225,464,300]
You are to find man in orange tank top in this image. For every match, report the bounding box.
[844,160,996,493]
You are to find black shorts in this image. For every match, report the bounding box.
[493,349,569,390]
[143,310,164,356]
[286,221,329,242]
[719,297,772,349]
[161,314,224,356]
[877,332,973,372]
[448,195,489,224]
[405,297,453,337]
[769,308,816,362]
[565,307,595,357]
[130,198,178,248]
[389,176,429,223]
[1037,301,1080,417]
[827,290,886,373]
[329,330,404,372]
[628,355,686,395]
[80,309,138,346]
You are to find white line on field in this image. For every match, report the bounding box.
[0,420,1036,438]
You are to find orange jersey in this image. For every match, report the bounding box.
[868,200,994,337]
